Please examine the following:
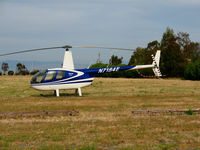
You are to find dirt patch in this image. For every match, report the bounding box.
[0,110,79,119]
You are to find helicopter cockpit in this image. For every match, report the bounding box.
[31,70,66,84]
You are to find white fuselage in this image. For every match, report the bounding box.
[31,68,94,91]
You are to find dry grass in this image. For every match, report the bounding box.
[0,76,200,149]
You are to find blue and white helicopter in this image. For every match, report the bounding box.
[0,45,161,97]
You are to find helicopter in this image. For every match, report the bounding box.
[0,45,161,97]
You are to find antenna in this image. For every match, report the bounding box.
[96,53,102,64]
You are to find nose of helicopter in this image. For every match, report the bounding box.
[30,70,47,90]
[30,84,46,91]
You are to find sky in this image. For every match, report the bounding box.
[0,0,200,68]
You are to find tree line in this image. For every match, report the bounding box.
[0,62,38,76]
[90,27,200,80]
[1,27,199,80]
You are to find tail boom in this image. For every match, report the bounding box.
[81,50,162,78]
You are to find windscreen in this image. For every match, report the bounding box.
[31,70,46,84]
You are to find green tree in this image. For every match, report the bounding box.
[128,47,147,65]
[129,41,160,66]
[161,27,175,48]
[147,40,160,51]
[146,40,161,63]
[176,32,200,62]
[1,62,9,75]
[8,70,14,75]
[176,32,191,51]
[160,28,187,77]
[109,55,123,66]
[184,60,200,80]
[16,63,29,75]
[192,43,200,61]
[89,63,108,69]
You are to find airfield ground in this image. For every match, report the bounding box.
[0,76,200,149]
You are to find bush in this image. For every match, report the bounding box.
[15,70,30,75]
[30,70,40,75]
[184,60,200,80]
[185,109,196,115]
[8,70,14,75]
[0,72,2,76]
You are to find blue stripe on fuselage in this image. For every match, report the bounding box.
[77,66,135,75]
[36,66,136,85]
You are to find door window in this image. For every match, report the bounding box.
[56,71,65,80]
[44,71,56,81]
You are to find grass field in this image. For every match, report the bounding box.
[0,76,200,150]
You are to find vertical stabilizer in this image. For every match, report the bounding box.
[62,50,74,69]
[152,50,162,77]
[154,50,161,67]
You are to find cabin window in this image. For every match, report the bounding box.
[31,70,46,84]
[36,73,45,83]
[56,71,65,80]
[44,71,56,81]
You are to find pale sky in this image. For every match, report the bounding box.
[0,0,199,66]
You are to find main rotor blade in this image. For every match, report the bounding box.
[0,45,71,57]
[73,46,134,51]
[0,44,133,57]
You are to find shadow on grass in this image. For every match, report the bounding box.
[30,92,90,98]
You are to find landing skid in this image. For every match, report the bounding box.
[53,88,82,97]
